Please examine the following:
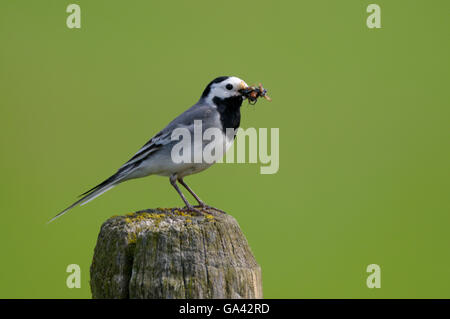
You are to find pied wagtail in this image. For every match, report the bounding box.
[50,76,267,222]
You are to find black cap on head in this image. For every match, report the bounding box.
[201,76,229,98]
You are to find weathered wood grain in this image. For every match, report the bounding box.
[90,208,262,299]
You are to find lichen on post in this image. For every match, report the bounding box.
[90,208,262,299]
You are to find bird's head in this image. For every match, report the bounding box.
[200,76,249,107]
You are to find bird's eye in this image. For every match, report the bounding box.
[226,84,233,90]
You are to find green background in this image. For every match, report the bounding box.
[0,0,449,298]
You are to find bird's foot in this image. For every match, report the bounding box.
[195,204,227,214]
[181,205,204,216]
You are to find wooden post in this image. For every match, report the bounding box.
[90,208,263,299]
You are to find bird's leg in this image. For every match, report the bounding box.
[177,177,227,214]
[169,175,202,215]
[177,178,204,205]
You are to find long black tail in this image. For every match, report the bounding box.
[48,172,126,223]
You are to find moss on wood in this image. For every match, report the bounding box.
[90,207,262,299]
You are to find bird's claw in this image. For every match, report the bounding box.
[182,206,204,216]
[194,205,227,214]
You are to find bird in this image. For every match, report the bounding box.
[49,76,256,223]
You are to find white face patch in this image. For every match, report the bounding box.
[204,76,248,106]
